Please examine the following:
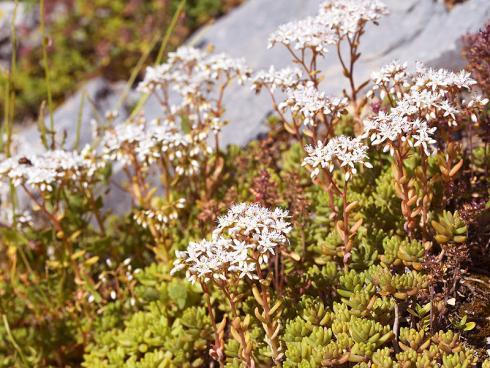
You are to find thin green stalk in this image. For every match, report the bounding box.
[129,0,186,119]
[3,0,18,157]
[40,0,54,134]
[6,1,19,223]
[37,101,49,149]
[156,0,186,64]
[116,32,162,110]
[73,91,86,150]
[2,315,29,366]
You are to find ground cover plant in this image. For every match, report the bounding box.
[0,0,490,367]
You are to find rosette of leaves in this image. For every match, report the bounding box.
[369,266,428,300]
[298,296,334,327]
[83,303,212,367]
[381,236,426,270]
[431,211,468,245]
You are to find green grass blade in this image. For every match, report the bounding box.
[129,0,186,119]
[40,0,54,138]
[73,90,86,150]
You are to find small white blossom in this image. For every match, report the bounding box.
[371,60,408,90]
[0,148,104,192]
[303,136,371,180]
[410,120,438,156]
[137,64,173,94]
[102,119,204,176]
[252,66,303,93]
[134,198,186,231]
[320,0,389,39]
[138,46,250,100]
[363,107,438,156]
[172,203,291,284]
[268,15,338,54]
[281,82,348,127]
[414,63,477,93]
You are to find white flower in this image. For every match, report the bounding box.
[268,15,338,54]
[414,63,477,92]
[363,63,483,154]
[168,46,207,65]
[281,82,348,127]
[363,106,438,156]
[252,66,303,93]
[320,0,389,38]
[0,149,104,192]
[371,60,408,89]
[302,140,334,179]
[269,0,388,54]
[102,119,205,176]
[410,120,437,156]
[204,53,250,84]
[134,198,186,231]
[138,46,250,99]
[136,64,173,94]
[466,94,489,109]
[303,136,371,180]
[465,93,489,124]
[172,204,291,284]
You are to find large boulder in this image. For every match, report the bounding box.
[9,0,490,212]
[15,0,490,151]
[180,0,490,146]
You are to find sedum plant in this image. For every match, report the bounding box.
[0,0,489,367]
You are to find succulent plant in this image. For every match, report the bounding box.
[1,2,489,367]
[431,211,468,245]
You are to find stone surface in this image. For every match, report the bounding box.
[10,0,490,211]
[181,0,490,146]
[17,78,126,153]
[0,2,37,68]
[15,0,490,151]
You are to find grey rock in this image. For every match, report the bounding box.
[0,2,37,68]
[12,77,133,213]
[17,77,128,154]
[10,0,490,212]
[182,0,490,146]
[16,0,490,151]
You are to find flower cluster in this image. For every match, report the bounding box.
[252,66,303,94]
[172,203,291,284]
[102,119,205,176]
[364,61,487,156]
[134,198,186,231]
[370,60,409,96]
[303,136,372,180]
[363,112,437,156]
[319,0,389,39]
[268,15,338,55]
[280,82,348,127]
[0,146,103,192]
[413,64,477,93]
[137,46,250,119]
[135,64,173,94]
[268,0,388,54]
